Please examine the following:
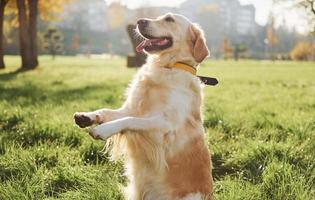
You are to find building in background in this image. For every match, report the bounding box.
[219,0,256,35]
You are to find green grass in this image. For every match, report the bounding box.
[0,56,314,199]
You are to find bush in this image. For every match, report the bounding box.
[290,42,314,61]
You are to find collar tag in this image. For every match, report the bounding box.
[197,76,219,86]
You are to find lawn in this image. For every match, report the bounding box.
[0,56,314,200]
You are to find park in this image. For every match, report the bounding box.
[1,56,314,199]
[0,0,315,199]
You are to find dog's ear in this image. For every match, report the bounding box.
[188,24,209,63]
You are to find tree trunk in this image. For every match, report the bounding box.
[28,0,38,67]
[16,0,33,69]
[0,0,8,69]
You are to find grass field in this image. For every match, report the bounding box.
[0,56,314,200]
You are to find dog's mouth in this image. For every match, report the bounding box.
[136,33,173,53]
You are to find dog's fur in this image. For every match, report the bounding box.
[74,13,213,200]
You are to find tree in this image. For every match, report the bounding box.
[267,16,278,60]
[16,0,35,69]
[275,0,315,16]
[28,0,38,66]
[233,44,247,61]
[300,0,315,34]
[4,0,72,70]
[222,38,232,60]
[299,0,315,15]
[0,0,8,69]
[43,27,64,59]
[275,0,315,33]
[71,34,80,53]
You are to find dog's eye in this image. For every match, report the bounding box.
[165,17,175,22]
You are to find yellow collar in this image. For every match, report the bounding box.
[169,62,219,86]
[170,62,197,75]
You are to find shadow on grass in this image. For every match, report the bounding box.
[0,68,32,81]
[212,152,238,180]
[212,141,314,184]
[0,162,20,182]
[0,83,115,106]
[1,125,63,148]
[44,166,86,197]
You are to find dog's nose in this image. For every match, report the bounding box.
[137,19,148,28]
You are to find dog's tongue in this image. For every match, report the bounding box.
[136,38,167,53]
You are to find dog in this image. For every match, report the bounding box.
[74,13,213,200]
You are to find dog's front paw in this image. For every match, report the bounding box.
[87,127,103,140]
[86,122,120,140]
[74,112,94,128]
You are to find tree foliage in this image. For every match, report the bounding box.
[299,0,315,16]
[4,0,73,37]
[275,0,315,15]
[267,22,278,47]
[275,0,315,33]
[267,16,279,60]
[290,42,315,60]
[5,0,72,21]
[222,38,232,60]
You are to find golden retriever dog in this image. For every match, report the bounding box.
[74,13,213,200]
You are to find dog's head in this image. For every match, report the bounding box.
[136,13,209,63]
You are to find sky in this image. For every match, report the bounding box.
[104,0,309,33]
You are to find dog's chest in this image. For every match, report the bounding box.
[127,76,193,116]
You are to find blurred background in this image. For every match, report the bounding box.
[1,0,315,69]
